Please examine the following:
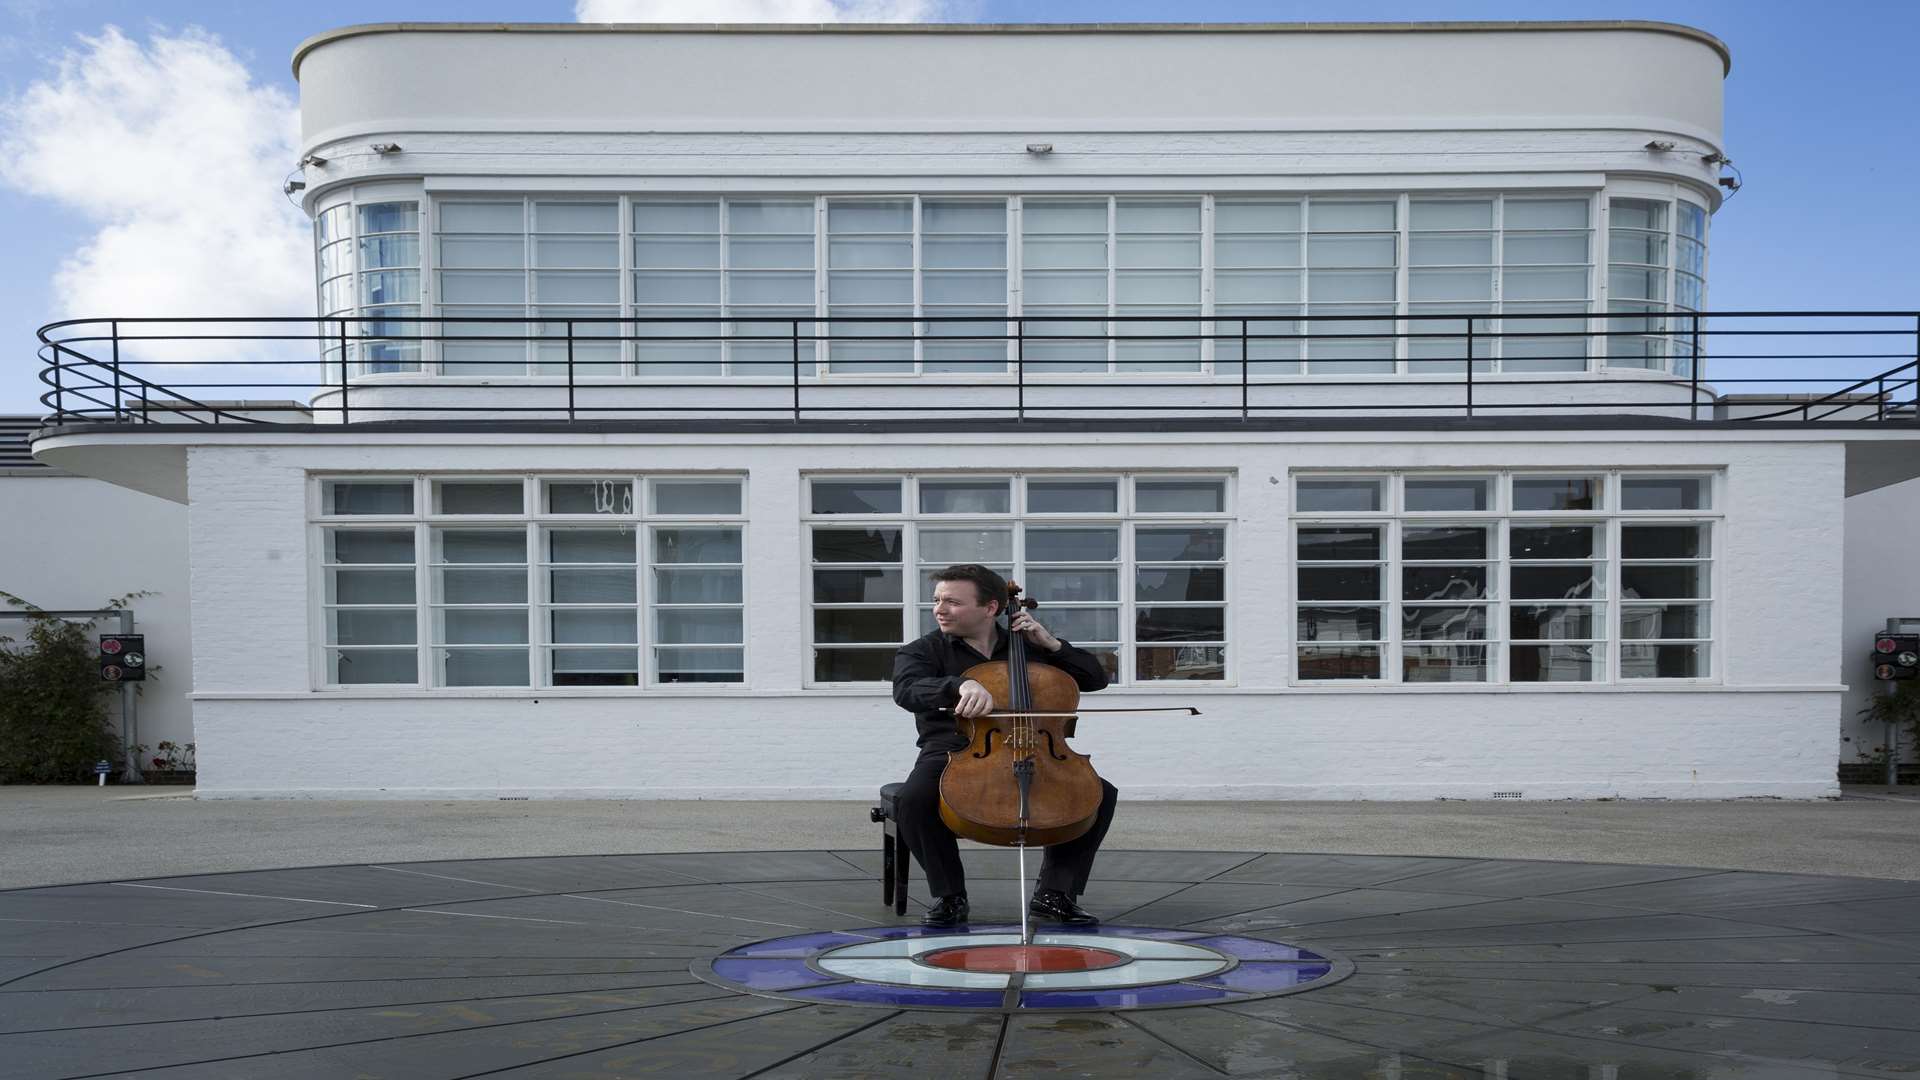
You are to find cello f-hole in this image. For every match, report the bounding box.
[1040,729,1071,762]
[970,727,1002,759]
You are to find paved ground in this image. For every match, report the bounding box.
[2,784,1918,889]
[3,848,1918,1078]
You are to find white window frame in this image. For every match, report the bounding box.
[802,472,1233,688]
[1288,469,1721,687]
[310,473,748,691]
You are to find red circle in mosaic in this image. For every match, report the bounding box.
[919,944,1130,974]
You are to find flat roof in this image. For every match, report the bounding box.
[292,20,1731,80]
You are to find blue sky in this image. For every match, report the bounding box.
[1,0,1914,412]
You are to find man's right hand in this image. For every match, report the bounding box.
[954,679,996,718]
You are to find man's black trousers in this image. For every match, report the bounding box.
[894,745,1119,900]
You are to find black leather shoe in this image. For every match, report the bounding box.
[922,893,970,927]
[1029,888,1099,926]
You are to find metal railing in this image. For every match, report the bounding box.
[34,310,1920,426]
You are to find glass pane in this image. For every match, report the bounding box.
[547,529,636,564]
[328,529,415,564]
[728,199,813,233]
[1409,269,1492,302]
[1297,606,1381,641]
[812,527,902,563]
[1136,606,1223,642]
[1623,524,1710,560]
[533,201,616,233]
[551,609,637,645]
[359,234,419,269]
[1028,479,1119,514]
[1511,603,1598,640]
[654,528,742,564]
[328,568,415,605]
[441,609,528,645]
[360,202,418,234]
[551,648,639,686]
[1307,234,1396,268]
[813,648,896,682]
[1510,643,1600,682]
[633,200,719,233]
[918,528,1012,563]
[1609,199,1666,232]
[1403,566,1487,601]
[633,237,719,269]
[1046,607,1120,643]
[436,530,526,564]
[1215,236,1301,268]
[812,568,902,603]
[1511,565,1601,601]
[1136,480,1224,513]
[813,609,905,644]
[1136,646,1225,681]
[1621,643,1708,679]
[1404,645,1489,683]
[1623,477,1710,511]
[435,482,523,515]
[440,235,524,268]
[533,236,618,269]
[1295,478,1382,512]
[658,608,743,645]
[1403,525,1487,560]
[924,200,1007,232]
[331,609,416,646]
[1410,199,1493,229]
[1027,528,1119,562]
[443,648,530,687]
[324,480,414,515]
[1512,477,1601,511]
[550,567,637,604]
[1308,271,1396,302]
[1504,233,1588,265]
[1505,199,1587,229]
[1135,527,1224,562]
[1136,567,1224,602]
[438,568,527,605]
[1503,267,1589,301]
[329,648,415,685]
[1296,526,1380,561]
[1510,524,1600,559]
[633,270,721,304]
[1403,606,1487,641]
[1409,234,1493,266]
[1404,478,1491,513]
[656,567,744,604]
[440,202,520,232]
[653,480,744,515]
[1310,202,1394,230]
[1622,564,1706,600]
[1298,566,1379,602]
[533,271,618,303]
[1622,602,1709,640]
[546,480,633,515]
[1216,199,1301,233]
[1025,569,1118,603]
[657,647,744,683]
[439,270,525,304]
[1609,230,1669,267]
[811,480,902,514]
[1297,645,1379,680]
[919,480,1011,514]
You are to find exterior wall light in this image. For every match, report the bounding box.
[300,153,329,166]
[282,179,306,195]
[1025,143,1053,155]
[370,142,403,155]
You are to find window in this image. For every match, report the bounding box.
[827,197,1011,375]
[805,474,1230,684]
[1607,197,1708,375]
[1292,471,1715,684]
[437,199,620,376]
[1021,197,1202,373]
[315,200,420,377]
[630,198,815,376]
[315,475,745,687]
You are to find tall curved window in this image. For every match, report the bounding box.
[1608,197,1708,374]
[315,200,420,377]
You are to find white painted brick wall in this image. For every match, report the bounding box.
[182,432,1847,799]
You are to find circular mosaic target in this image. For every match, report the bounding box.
[693,924,1352,1012]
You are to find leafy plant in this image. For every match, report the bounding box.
[0,591,156,783]
[1855,680,1920,773]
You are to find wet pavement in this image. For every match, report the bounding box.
[3,848,1918,1076]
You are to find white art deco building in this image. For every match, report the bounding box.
[29,21,1920,798]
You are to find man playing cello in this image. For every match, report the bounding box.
[890,563,1118,928]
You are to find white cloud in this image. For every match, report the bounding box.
[576,0,951,22]
[0,26,312,387]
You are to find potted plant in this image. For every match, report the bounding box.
[144,741,196,784]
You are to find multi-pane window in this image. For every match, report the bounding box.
[1607,197,1708,375]
[629,198,815,376]
[1214,199,1302,376]
[1021,196,1205,373]
[1406,197,1591,374]
[1293,471,1715,684]
[825,197,1014,375]
[316,475,745,688]
[314,201,420,376]
[436,199,620,376]
[1307,200,1398,375]
[805,474,1229,684]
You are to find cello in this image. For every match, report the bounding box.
[936,581,1199,940]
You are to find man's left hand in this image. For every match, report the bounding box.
[1009,609,1062,653]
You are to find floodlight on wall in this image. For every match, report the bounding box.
[369,142,403,155]
[1643,140,1675,152]
[1025,143,1053,155]
[300,153,328,167]
[282,179,306,195]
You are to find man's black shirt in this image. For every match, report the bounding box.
[891,627,1110,751]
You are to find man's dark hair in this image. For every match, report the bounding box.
[931,564,1007,612]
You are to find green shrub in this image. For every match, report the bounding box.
[0,592,152,784]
